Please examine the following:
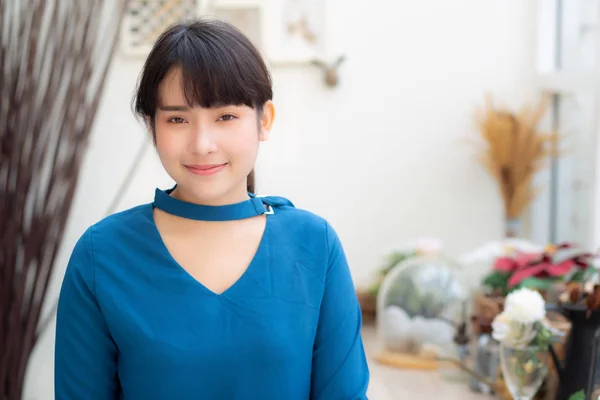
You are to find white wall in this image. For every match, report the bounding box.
[24,1,536,398]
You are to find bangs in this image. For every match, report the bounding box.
[177,31,268,109]
[134,19,272,119]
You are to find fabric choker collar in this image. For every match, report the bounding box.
[152,186,272,221]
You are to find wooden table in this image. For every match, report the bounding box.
[362,324,490,399]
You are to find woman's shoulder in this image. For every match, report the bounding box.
[264,196,346,273]
[261,194,338,239]
[91,203,151,232]
[73,203,152,251]
[65,204,151,272]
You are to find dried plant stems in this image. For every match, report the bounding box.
[474,94,559,220]
[0,1,128,398]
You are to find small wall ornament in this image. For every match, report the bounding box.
[310,54,346,88]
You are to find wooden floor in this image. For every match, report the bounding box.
[362,325,490,400]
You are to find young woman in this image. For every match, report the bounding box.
[54,18,370,399]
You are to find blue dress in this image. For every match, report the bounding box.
[54,188,370,399]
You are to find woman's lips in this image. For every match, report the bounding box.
[184,163,227,176]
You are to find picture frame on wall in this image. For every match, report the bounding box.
[262,0,327,65]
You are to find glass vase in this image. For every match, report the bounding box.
[499,343,547,400]
[505,218,521,238]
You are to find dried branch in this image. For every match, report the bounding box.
[471,94,559,219]
[0,0,128,398]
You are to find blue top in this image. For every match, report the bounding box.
[54,188,370,399]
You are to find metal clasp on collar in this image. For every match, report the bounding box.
[254,194,274,215]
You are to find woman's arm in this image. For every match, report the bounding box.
[54,228,119,399]
[310,223,370,400]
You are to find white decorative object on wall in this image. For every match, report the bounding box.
[119,0,328,65]
[120,0,215,57]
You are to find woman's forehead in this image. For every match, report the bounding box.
[158,69,186,104]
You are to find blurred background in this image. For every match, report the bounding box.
[4,0,600,399]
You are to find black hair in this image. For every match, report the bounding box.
[132,18,273,193]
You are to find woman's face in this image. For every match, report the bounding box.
[153,68,275,205]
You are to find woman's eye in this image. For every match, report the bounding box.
[218,114,236,122]
[168,117,186,124]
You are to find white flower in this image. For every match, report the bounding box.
[491,312,510,342]
[503,288,546,324]
[491,288,546,348]
[492,312,537,348]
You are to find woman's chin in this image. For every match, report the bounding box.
[172,179,249,206]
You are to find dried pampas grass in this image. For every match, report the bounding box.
[473,94,560,220]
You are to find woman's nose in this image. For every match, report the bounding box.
[189,126,217,155]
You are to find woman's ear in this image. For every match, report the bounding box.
[259,101,275,142]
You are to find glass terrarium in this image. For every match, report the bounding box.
[375,253,468,368]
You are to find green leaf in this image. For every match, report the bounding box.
[482,271,510,293]
[569,269,587,282]
[567,390,585,400]
[515,277,555,291]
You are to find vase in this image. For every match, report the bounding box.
[499,344,548,400]
[505,218,521,238]
[547,304,600,400]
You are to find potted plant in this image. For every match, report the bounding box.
[481,243,593,299]
[472,242,591,348]
[473,244,595,400]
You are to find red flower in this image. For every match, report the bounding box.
[493,256,517,273]
[506,243,592,288]
[493,253,540,273]
[508,258,552,287]
[546,260,577,276]
[516,253,543,269]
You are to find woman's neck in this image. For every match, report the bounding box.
[170,184,250,207]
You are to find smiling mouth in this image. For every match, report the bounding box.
[184,163,227,176]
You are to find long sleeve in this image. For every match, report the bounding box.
[54,228,119,399]
[310,223,370,400]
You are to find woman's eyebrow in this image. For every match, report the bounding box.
[157,105,190,111]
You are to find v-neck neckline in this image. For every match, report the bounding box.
[145,204,271,298]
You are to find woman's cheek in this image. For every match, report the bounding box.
[155,128,183,158]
